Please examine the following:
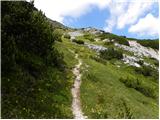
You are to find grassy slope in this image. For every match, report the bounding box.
[58,34,158,118]
[80,59,158,118]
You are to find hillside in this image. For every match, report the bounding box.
[1,1,159,119]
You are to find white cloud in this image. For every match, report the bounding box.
[129,13,159,36]
[33,0,111,23]
[117,2,153,29]
[104,1,154,32]
[30,0,158,37]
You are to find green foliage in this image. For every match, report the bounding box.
[53,29,63,42]
[137,60,144,66]
[72,39,84,44]
[98,33,129,46]
[134,65,158,80]
[90,55,106,65]
[1,1,72,118]
[64,34,71,39]
[137,40,159,50]
[100,48,123,60]
[119,77,157,98]
[83,34,95,42]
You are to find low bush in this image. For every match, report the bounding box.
[137,60,144,66]
[137,40,159,50]
[98,33,129,46]
[119,77,157,98]
[100,48,123,60]
[72,39,84,44]
[53,29,63,42]
[135,65,158,80]
[83,34,94,42]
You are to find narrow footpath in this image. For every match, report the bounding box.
[71,53,87,119]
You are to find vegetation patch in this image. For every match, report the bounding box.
[64,34,71,39]
[2,1,72,118]
[137,40,159,50]
[119,77,158,99]
[134,65,158,81]
[83,33,95,42]
[72,39,84,44]
[100,48,123,60]
[98,33,129,46]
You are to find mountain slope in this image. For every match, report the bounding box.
[1,1,159,119]
[60,28,159,118]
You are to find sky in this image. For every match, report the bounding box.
[32,0,159,39]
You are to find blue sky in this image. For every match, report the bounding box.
[63,7,109,29]
[34,0,159,39]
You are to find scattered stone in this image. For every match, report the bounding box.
[114,41,159,60]
[94,38,100,42]
[68,31,84,40]
[85,42,107,52]
[122,54,141,67]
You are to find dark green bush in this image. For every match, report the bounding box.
[83,34,94,42]
[72,39,84,44]
[135,65,158,80]
[119,77,157,98]
[100,48,123,60]
[137,60,144,66]
[98,33,129,46]
[53,29,63,42]
[137,40,159,50]
[1,1,72,118]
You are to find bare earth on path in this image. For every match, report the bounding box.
[71,53,87,119]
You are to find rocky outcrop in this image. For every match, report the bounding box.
[85,42,107,52]
[122,54,141,67]
[115,41,159,60]
[68,31,84,40]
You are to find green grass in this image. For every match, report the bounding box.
[80,58,158,118]
[56,37,158,119]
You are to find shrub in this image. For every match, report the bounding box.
[83,34,94,42]
[1,1,70,118]
[135,65,158,80]
[119,77,157,98]
[53,29,63,42]
[100,48,123,60]
[137,60,144,66]
[98,33,129,46]
[64,34,71,39]
[137,40,159,50]
[72,39,84,44]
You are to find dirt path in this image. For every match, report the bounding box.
[71,53,87,119]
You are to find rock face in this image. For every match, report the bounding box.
[83,27,105,34]
[115,41,159,60]
[68,31,83,40]
[122,54,141,67]
[85,42,107,52]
